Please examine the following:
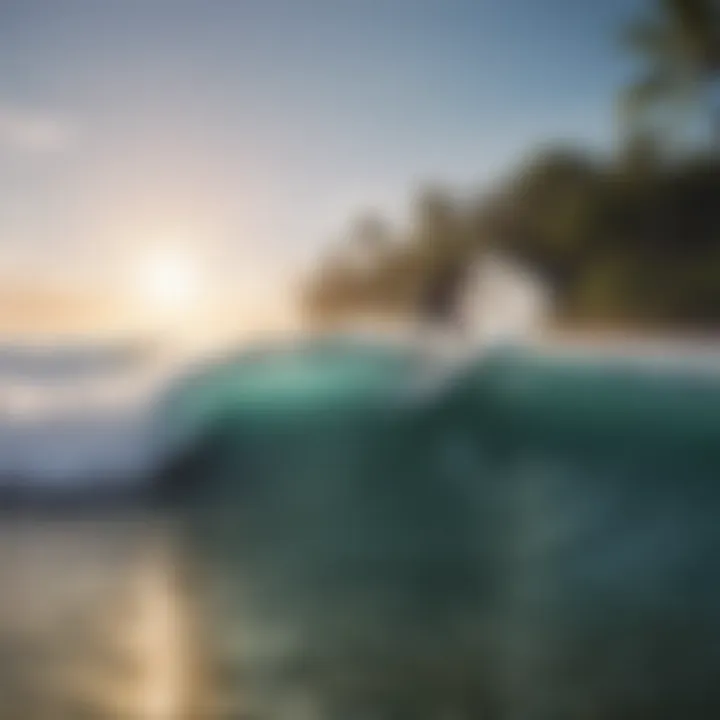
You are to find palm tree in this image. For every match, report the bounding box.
[622,0,720,150]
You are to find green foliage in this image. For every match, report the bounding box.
[621,0,720,148]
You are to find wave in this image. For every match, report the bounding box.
[2,328,719,491]
[0,337,189,488]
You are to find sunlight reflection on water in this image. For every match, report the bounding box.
[0,513,192,720]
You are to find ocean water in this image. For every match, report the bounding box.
[169,341,720,720]
[0,512,193,719]
[1,336,720,719]
[0,339,195,489]
[0,340,201,717]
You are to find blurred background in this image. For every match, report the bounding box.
[2,1,720,718]
[3,0,720,342]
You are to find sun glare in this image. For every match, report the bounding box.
[133,246,203,318]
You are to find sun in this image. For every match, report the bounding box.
[132,246,203,318]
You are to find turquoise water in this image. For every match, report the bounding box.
[163,341,720,719]
[4,340,720,719]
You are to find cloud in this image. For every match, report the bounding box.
[0,106,76,154]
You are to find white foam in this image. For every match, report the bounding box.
[0,339,191,488]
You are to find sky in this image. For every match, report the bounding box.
[0,0,647,299]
